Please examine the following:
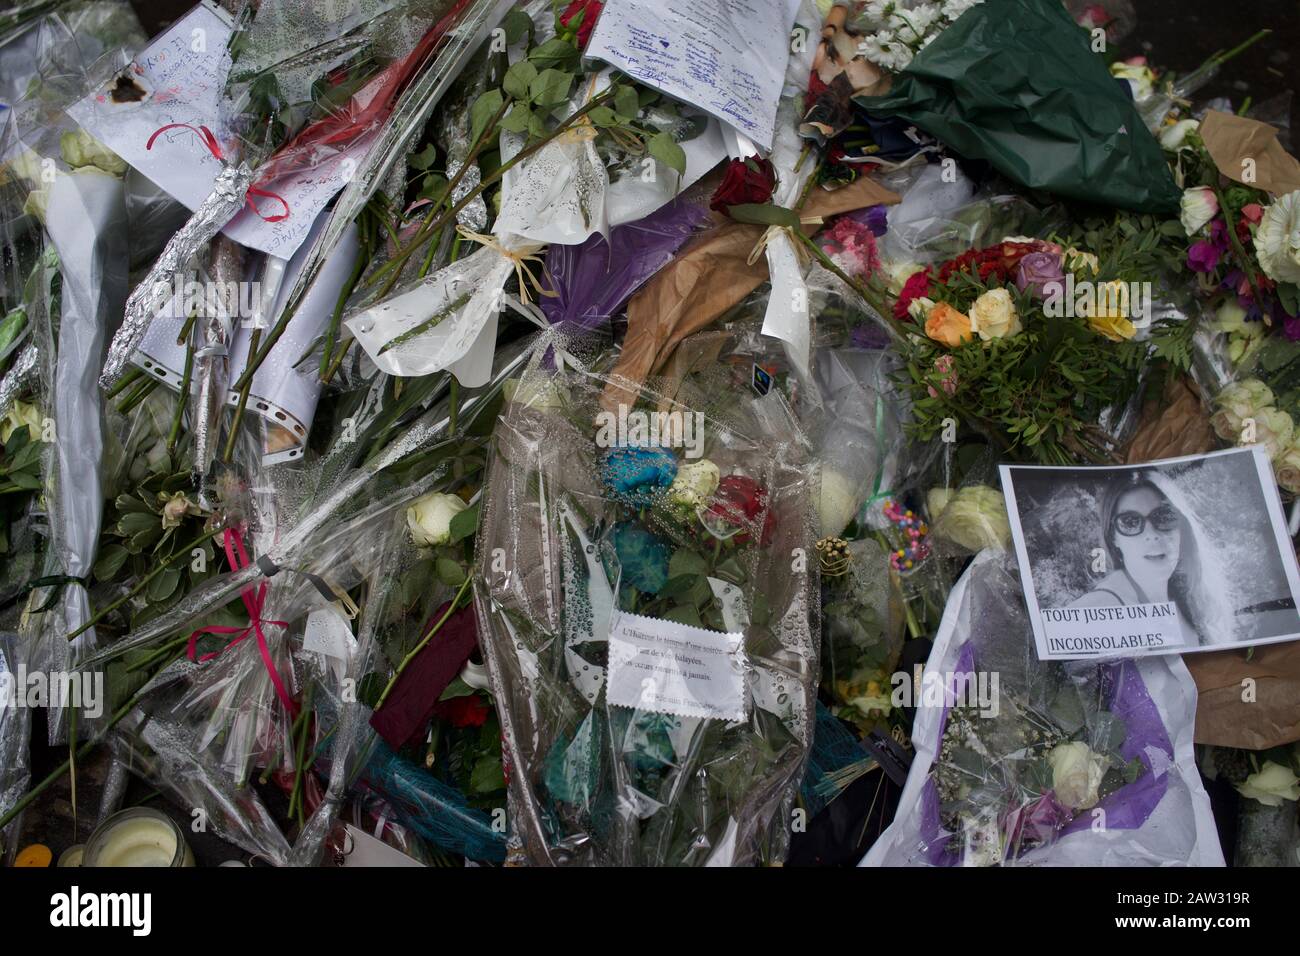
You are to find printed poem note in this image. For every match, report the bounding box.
[585,0,800,150]
[606,612,748,721]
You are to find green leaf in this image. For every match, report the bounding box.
[435,557,467,587]
[502,7,532,44]
[723,203,799,228]
[438,675,476,701]
[93,544,129,582]
[1278,282,1300,318]
[469,88,505,145]
[614,85,640,122]
[646,131,686,178]
[448,502,480,544]
[663,604,702,628]
[499,102,533,134]
[408,143,438,170]
[0,308,25,356]
[146,566,181,603]
[469,753,505,793]
[668,549,709,578]
[528,37,580,72]
[502,60,538,100]
[529,68,573,109]
[587,105,617,127]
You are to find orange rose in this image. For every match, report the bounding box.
[924,302,973,348]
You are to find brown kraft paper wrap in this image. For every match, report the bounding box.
[602,174,900,411]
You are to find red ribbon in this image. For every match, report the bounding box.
[187,528,299,718]
[146,123,291,222]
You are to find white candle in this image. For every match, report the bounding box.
[85,810,195,867]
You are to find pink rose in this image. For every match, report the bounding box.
[1015,251,1065,298]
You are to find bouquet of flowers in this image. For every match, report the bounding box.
[865,551,1223,866]
[474,332,820,865]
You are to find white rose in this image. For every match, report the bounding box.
[1158,119,1199,151]
[887,261,925,295]
[160,492,195,530]
[926,487,953,522]
[817,468,861,539]
[1212,300,1255,336]
[407,492,468,547]
[1063,247,1100,275]
[669,459,720,511]
[1274,444,1300,495]
[1211,379,1275,442]
[1234,761,1300,807]
[908,296,937,322]
[933,485,1010,552]
[1255,191,1300,284]
[1048,741,1109,810]
[1179,186,1219,237]
[1253,407,1295,461]
[968,288,1021,342]
[60,129,127,175]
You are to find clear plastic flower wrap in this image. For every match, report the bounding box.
[864,549,1223,866]
[474,331,821,866]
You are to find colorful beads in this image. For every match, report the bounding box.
[883,497,931,572]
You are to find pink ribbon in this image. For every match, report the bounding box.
[187,528,299,718]
[146,123,291,222]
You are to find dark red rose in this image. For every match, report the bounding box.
[560,0,604,49]
[710,157,779,215]
[896,268,933,321]
[705,475,776,545]
[433,693,491,728]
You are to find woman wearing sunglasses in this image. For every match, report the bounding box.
[1069,471,1232,646]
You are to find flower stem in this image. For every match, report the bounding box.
[373,574,472,711]
[68,528,220,641]
[223,328,261,462]
[0,647,185,832]
[166,342,195,455]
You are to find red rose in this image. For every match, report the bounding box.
[559,0,604,49]
[710,157,779,216]
[433,693,490,728]
[896,268,933,321]
[705,475,776,545]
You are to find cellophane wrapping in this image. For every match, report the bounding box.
[474,333,821,865]
[864,550,1223,866]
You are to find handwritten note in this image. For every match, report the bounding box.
[65,2,369,258]
[585,0,800,150]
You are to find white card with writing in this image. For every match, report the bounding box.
[339,824,425,868]
[66,1,369,258]
[584,0,801,151]
[606,611,747,721]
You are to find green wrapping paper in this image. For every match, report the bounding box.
[855,0,1181,214]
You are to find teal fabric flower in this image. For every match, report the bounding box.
[611,521,671,595]
[601,446,677,505]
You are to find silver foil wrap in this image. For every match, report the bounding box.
[0,343,38,414]
[100,161,255,389]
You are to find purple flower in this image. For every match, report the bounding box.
[1284,315,1300,342]
[1014,251,1065,298]
[864,204,889,236]
[850,323,890,350]
[1209,218,1231,251]
[1187,240,1221,273]
[1001,791,1072,850]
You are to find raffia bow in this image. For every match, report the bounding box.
[454,226,555,305]
[746,215,824,267]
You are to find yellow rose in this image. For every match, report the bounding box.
[1084,281,1136,341]
[1253,407,1295,461]
[0,400,43,443]
[968,288,1021,342]
[1211,379,1275,442]
[924,302,973,348]
[60,130,127,175]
